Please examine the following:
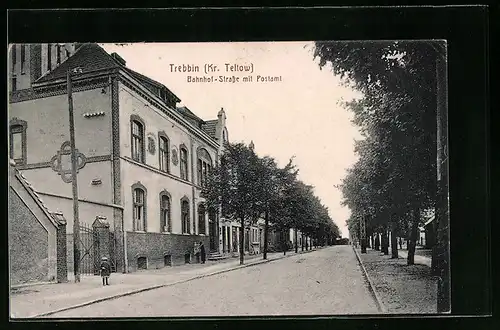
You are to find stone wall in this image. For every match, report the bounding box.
[9,187,49,285]
[56,223,67,282]
[126,232,210,272]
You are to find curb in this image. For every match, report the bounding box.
[352,246,387,313]
[28,248,322,318]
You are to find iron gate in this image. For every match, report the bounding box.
[76,223,116,275]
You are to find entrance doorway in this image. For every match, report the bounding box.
[222,226,227,253]
[208,208,217,252]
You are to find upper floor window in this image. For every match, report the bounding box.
[158,134,170,173]
[180,146,189,181]
[9,119,27,165]
[11,45,17,71]
[132,185,147,231]
[197,148,212,187]
[160,191,171,232]
[20,45,26,74]
[131,117,145,163]
[181,199,190,234]
[47,43,52,71]
[56,44,62,65]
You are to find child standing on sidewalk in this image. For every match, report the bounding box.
[100,256,111,286]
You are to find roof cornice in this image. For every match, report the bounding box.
[117,68,220,149]
[28,66,220,150]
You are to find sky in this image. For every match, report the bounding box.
[100,42,363,238]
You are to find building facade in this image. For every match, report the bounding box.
[8,43,237,273]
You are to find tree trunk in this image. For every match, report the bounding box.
[239,215,245,265]
[374,233,380,251]
[381,228,388,255]
[294,228,298,253]
[431,219,438,274]
[391,217,399,259]
[360,216,367,254]
[407,208,420,265]
[282,229,286,256]
[263,209,269,260]
[301,233,304,251]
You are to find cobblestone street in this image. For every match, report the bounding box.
[47,246,380,317]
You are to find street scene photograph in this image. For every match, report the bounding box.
[8,40,450,318]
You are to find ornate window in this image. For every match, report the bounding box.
[198,203,206,235]
[181,198,190,234]
[12,45,17,69]
[9,119,27,165]
[197,148,212,187]
[158,133,170,173]
[180,146,189,181]
[20,45,26,74]
[56,44,61,65]
[47,43,52,71]
[131,116,145,163]
[132,183,147,231]
[160,191,171,232]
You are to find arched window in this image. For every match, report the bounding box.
[132,184,147,231]
[131,116,145,163]
[160,191,171,232]
[180,146,189,181]
[197,148,212,187]
[181,198,190,234]
[158,133,170,173]
[9,119,27,165]
[198,203,206,235]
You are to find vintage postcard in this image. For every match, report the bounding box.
[8,41,450,318]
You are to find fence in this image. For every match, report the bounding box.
[72,221,116,275]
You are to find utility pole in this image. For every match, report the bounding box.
[68,70,81,283]
[360,215,367,253]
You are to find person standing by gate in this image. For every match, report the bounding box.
[100,256,111,286]
[194,242,200,263]
[199,241,206,264]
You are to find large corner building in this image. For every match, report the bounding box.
[8,43,232,273]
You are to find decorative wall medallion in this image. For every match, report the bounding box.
[50,141,87,183]
[147,134,156,155]
[171,146,179,166]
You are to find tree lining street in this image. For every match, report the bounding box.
[46,246,380,317]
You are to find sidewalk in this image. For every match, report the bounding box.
[354,247,437,314]
[398,249,432,267]
[10,248,321,319]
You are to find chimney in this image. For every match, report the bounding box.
[215,107,227,143]
[111,52,126,66]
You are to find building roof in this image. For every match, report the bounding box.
[35,44,119,83]
[35,43,181,102]
[201,120,218,139]
[176,106,204,123]
[33,43,221,144]
[9,160,66,227]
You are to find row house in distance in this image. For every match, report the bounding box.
[8,43,232,272]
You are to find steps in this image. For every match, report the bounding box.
[207,252,230,261]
